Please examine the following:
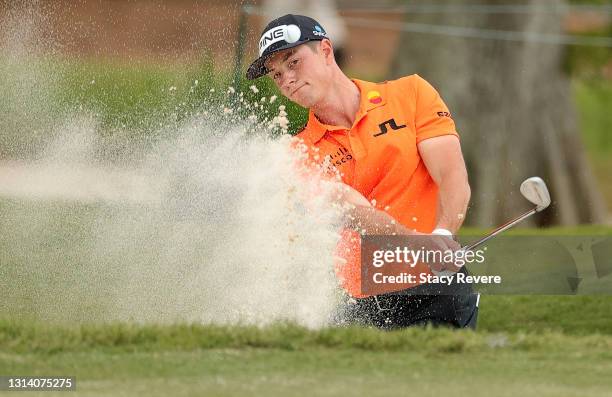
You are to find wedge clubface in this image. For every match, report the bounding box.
[519,176,551,212]
[463,176,551,252]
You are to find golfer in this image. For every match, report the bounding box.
[247,14,479,329]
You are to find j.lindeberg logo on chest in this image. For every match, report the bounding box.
[372,118,407,137]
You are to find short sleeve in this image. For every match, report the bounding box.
[413,75,458,143]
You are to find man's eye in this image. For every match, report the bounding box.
[290,59,298,67]
[273,72,281,80]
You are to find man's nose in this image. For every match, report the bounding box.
[281,71,297,92]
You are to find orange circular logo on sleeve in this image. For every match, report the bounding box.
[367,90,382,104]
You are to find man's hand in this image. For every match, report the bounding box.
[426,234,462,273]
[388,232,461,273]
[428,228,461,273]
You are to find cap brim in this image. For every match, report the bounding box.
[246,40,316,80]
[246,53,273,80]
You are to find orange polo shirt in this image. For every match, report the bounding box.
[295,74,458,298]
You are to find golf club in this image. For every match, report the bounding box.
[463,176,551,251]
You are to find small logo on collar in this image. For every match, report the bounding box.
[367,90,382,104]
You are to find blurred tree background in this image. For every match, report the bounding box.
[391,0,610,226]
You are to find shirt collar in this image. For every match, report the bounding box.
[299,79,388,144]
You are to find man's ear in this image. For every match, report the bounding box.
[320,39,335,65]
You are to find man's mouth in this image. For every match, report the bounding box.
[291,84,306,97]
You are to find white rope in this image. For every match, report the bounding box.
[244,4,612,15]
[335,4,612,15]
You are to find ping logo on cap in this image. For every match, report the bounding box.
[259,24,302,56]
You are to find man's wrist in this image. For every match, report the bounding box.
[432,228,453,236]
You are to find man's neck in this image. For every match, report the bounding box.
[311,71,360,129]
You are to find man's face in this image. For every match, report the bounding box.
[264,42,329,108]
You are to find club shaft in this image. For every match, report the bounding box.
[464,208,537,251]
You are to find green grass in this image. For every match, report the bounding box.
[2,319,612,396]
[459,225,612,236]
[574,79,612,159]
[573,79,612,209]
[2,347,610,396]
[2,299,612,354]
[480,296,612,334]
[57,60,201,131]
[54,58,304,133]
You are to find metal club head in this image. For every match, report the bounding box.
[520,177,551,212]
